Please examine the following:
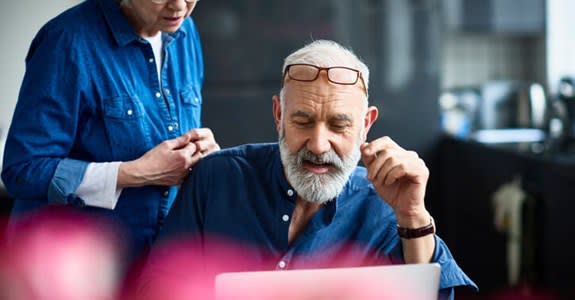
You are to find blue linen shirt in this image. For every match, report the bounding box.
[1,0,204,258]
[158,143,478,299]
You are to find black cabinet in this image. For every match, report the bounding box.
[429,136,575,298]
[442,0,545,34]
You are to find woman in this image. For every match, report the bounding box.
[1,0,218,260]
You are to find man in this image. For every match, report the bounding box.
[140,40,477,299]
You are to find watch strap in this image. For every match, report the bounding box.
[397,217,435,239]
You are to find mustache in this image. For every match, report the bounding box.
[296,148,344,170]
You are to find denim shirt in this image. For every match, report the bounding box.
[158,143,478,299]
[1,0,204,257]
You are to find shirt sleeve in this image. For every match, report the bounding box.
[75,162,123,210]
[1,22,86,202]
[432,235,479,292]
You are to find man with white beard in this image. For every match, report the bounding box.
[137,40,477,300]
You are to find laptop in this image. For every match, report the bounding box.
[214,263,441,300]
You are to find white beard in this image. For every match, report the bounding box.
[278,132,361,204]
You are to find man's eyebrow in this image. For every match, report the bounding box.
[290,111,311,118]
[330,114,353,122]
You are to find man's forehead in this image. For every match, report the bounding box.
[283,81,364,103]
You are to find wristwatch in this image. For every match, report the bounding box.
[396,217,435,239]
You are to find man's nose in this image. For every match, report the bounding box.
[306,125,332,155]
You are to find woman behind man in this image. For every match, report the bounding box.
[1,0,219,261]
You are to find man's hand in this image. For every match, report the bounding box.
[360,136,430,228]
[118,128,219,188]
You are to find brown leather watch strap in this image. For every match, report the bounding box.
[396,217,435,239]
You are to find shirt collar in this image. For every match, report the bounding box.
[97,0,187,47]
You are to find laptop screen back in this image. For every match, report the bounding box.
[214,263,441,300]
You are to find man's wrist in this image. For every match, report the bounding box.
[397,216,435,239]
[395,209,431,229]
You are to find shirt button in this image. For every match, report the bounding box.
[282,214,290,222]
[194,97,199,104]
[278,261,286,269]
[148,58,154,63]
[163,190,169,197]
[287,189,294,197]
[127,109,133,116]
[168,125,174,132]
[164,89,170,95]
[155,92,161,98]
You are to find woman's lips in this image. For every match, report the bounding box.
[163,16,182,25]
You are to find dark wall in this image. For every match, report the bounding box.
[0,0,443,218]
[196,0,443,160]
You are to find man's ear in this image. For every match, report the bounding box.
[272,95,282,133]
[362,106,378,141]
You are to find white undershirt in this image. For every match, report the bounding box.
[75,33,164,210]
[76,162,122,209]
[144,32,163,83]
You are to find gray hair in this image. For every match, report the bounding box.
[282,40,370,90]
[279,40,370,122]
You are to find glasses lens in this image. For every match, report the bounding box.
[288,64,320,81]
[328,67,359,85]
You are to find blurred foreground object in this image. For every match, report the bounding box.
[125,237,257,300]
[0,207,124,300]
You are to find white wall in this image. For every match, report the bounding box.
[547,0,575,94]
[0,1,79,178]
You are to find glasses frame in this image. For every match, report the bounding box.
[151,0,198,4]
[281,63,368,96]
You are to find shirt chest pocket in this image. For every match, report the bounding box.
[179,85,202,130]
[102,95,153,159]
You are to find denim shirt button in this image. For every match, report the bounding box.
[167,125,174,132]
[282,214,290,222]
[148,58,154,63]
[155,92,161,98]
[286,189,294,197]
[127,109,133,116]
[163,190,169,197]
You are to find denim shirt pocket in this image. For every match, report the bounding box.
[102,95,152,159]
[179,85,202,130]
